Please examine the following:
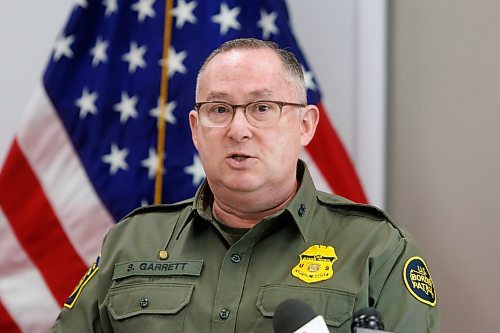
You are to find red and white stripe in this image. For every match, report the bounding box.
[306,102,367,203]
[0,83,114,332]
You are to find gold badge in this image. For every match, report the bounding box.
[292,245,338,283]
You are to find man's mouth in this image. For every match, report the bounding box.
[229,154,250,161]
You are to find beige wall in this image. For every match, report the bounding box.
[388,1,500,331]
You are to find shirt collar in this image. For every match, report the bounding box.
[282,160,317,241]
[179,159,318,241]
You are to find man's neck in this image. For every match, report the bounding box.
[212,181,298,229]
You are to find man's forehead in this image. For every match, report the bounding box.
[198,48,292,100]
[206,48,281,71]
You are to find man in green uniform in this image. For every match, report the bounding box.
[51,38,440,332]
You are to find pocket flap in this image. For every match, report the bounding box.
[109,283,194,320]
[256,284,355,327]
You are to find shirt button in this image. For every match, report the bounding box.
[219,308,230,320]
[139,298,149,308]
[230,254,241,263]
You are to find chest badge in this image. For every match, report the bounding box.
[292,245,338,283]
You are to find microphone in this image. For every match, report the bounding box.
[351,307,392,333]
[273,298,330,333]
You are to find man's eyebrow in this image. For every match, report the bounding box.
[249,89,273,98]
[204,89,274,101]
[205,92,229,101]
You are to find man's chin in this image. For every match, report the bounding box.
[220,177,263,194]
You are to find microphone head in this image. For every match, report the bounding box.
[351,307,385,331]
[273,298,317,333]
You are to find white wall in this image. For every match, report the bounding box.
[289,0,387,207]
[388,1,500,332]
[0,1,74,164]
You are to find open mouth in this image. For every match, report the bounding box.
[229,154,250,161]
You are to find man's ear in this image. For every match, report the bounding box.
[300,104,320,146]
[189,110,199,150]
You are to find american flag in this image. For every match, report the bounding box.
[0,0,366,331]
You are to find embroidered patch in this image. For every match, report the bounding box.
[64,256,100,309]
[403,256,437,306]
[292,245,338,283]
[112,260,203,280]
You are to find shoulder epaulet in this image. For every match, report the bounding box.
[123,197,194,220]
[316,191,404,237]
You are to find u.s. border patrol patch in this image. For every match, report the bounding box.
[292,245,337,283]
[403,256,437,306]
[64,256,100,309]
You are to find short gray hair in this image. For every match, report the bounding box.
[196,38,306,103]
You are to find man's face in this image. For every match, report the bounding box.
[189,48,316,203]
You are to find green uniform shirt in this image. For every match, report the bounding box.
[51,161,440,332]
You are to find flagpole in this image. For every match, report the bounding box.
[154,0,174,204]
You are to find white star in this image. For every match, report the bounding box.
[122,41,147,73]
[90,37,109,66]
[184,155,205,186]
[131,0,156,23]
[103,0,118,16]
[149,99,177,125]
[211,3,241,35]
[114,92,139,123]
[257,9,279,39]
[302,65,317,91]
[75,88,98,118]
[172,0,197,28]
[75,0,88,8]
[102,143,129,175]
[141,147,164,179]
[167,46,187,78]
[53,34,75,62]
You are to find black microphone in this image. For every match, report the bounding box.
[351,307,391,333]
[273,298,329,333]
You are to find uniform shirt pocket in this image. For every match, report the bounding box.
[108,282,194,332]
[255,284,355,332]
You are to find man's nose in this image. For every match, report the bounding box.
[232,106,250,124]
[227,107,253,140]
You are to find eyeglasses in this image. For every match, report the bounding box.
[194,100,306,128]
